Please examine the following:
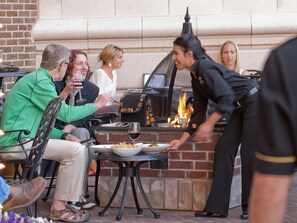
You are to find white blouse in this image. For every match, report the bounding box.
[89,68,117,98]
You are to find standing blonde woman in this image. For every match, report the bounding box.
[220,41,249,76]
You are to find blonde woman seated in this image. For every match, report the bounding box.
[89,44,124,122]
[220,41,249,76]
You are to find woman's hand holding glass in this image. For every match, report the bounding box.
[73,71,87,104]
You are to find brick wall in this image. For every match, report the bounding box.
[95,128,242,210]
[0,0,38,90]
[97,130,241,180]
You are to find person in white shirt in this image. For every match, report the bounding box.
[89,44,124,122]
[90,44,124,101]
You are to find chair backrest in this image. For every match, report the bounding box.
[245,69,262,83]
[23,97,62,180]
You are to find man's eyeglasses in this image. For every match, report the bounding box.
[59,61,70,66]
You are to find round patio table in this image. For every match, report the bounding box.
[92,152,168,221]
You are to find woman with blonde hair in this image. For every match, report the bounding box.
[90,44,124,101]
[220,41,249,76]
[89,44,124,124]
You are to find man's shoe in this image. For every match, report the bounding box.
[2,176,47,212]
[195,211,227,218]
[240,211,249,220]
[68,197,96,210]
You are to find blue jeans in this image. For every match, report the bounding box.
[0,176,10,204]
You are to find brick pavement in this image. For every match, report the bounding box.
[15,174,297,222]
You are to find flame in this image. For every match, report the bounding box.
[168,91,193,127]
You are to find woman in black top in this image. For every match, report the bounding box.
[168,33,259,219]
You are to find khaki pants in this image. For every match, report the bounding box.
[0,139,87,202]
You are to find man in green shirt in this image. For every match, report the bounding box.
[0,44,112,222]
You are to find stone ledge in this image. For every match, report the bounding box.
[32,13,297,41]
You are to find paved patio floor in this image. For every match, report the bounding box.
[14,174,297,222]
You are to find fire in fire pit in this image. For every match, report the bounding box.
[167,91,193,127]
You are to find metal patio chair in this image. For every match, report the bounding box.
[0,97,63,217]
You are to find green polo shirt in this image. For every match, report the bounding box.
[0,67,96,150]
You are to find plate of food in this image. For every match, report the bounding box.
[111,142,143,157]
[90,144,114,154]
[142,143,170,154]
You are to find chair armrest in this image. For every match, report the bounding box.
[0,130,32,159]
[0,140,36,153]
[87,118,104,126]
[93,111,120,118]
[3,129,31,144]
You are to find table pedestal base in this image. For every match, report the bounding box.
[98,161,160,221]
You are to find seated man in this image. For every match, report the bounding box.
[1,176,47,212]
[0,44,112,222]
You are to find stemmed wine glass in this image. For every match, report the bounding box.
[73,71,87,104]
[128,122,140,145]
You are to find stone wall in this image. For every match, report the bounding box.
[31,0,297,100]
[2,1,297,96]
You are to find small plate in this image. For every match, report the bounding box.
[101,122,129,128]
[142,143,170,154]
[90,144,114,154]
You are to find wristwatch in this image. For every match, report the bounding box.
[61,132,69,140]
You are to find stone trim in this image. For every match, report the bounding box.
[33,13,297,42]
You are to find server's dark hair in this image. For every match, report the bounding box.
[173,33,206,60]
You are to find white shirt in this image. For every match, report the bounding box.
[89,68,117,98]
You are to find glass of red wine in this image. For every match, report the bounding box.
[73,71,87,104]
[128,122,140,145]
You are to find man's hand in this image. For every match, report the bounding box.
[65,133,81,142]
[63,124,76,133]
[59,78,83,100]
[93,94,113,110]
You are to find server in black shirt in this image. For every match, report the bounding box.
[168,33,259,219]
[249,37,297,223]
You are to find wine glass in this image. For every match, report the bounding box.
[73,71,87,104]
[128,122,141,145]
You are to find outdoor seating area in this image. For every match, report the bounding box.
[1,1,297,222]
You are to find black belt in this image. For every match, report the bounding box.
[234,86,258,109]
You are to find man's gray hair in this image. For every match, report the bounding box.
[40,44,70,70]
